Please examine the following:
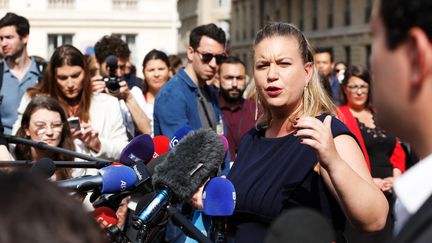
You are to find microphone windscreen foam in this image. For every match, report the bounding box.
[152,135,170,159]
[265,207,335,243]
[99,165,137,193]
[169,125,194,150]
[31,158,56,179]
[203,177,236,216]
[153,128,225,202]
[120,134,154,166]
[93,206,118,229]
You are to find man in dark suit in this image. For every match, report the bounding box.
[369,0,432,242]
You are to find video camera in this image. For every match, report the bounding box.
[103,55,122,93]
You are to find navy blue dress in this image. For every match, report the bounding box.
[227,115,355,242]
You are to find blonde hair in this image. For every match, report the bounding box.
[253,22,336,130]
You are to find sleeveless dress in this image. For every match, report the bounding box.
[227,114,355,242]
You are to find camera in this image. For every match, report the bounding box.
[104,55,122,93]
[103,76,121,93]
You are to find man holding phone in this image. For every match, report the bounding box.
[92,35,151,138]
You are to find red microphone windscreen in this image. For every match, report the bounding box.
[93,206,118,229]
[152,135,170,159]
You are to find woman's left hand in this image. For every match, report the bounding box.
[294,115,340,170]
[71,122,101,153]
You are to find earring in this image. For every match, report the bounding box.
[255,90,259,121]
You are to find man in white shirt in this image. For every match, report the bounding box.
[370,0,432,242]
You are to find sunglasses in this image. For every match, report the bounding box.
[195,49,226,65]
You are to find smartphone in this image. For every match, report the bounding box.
[67,117,81,130]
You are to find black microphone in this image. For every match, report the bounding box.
[31,158,56,179]
[133,128,225,230]
[265,207,335,243]
[0,134,111,163]
[202,177,236,243]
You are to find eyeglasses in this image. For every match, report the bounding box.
[346,85,369,93]
[32,121,64,135]
[195,49,226,65]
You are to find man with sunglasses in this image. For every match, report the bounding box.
[154,23,226,139]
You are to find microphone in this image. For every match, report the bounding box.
[134,128,225,229]
[31,158,56,179]
[120,134,154,166]
[93,206,118,230]
[56,165,137,193]
[265,207,335,243]
[169,125,194,149]
[218,135,229,155]
[152,135,170,159]
[202,177,236,243]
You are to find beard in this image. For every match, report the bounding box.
[220,87,244,103]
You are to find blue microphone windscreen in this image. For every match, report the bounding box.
[120,134,154,166]
[169,126,194,150]
[203,177,236,216]
[99,165,137,193]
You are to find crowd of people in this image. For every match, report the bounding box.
[0,0,431,242]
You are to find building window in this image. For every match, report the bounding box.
[250,4,255,38]
[365,0,372,23]
[112,0,138,10]
[312,0,318,30]
[48,34,73,57]
[345,46,351,65]
[243,3,247,40]
[366,45,371,69]
[235,5,240,41]
[286,0,292,22]
[275,0,281,21]
[218,0,229,7]
[344,0,351,26]
[328,0,334,28]
[113,33,137,62]
[48,0,75,9]
[260,0,271,27]
[0,0,9,8]
[299,0,304,30]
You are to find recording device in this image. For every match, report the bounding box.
[265,207,335,243]
[93,207,131,243]
[203,177,236,243]
[152,135,170,159]
[31,158,56,179]
[67,117,81,130]
[169,125,194,150]
[120,134,154,166]
[56,165,137,193]
[103,55,122,93]
[133,128,225,231]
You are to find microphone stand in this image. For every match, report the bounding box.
[168,206,212,243]
[0,160,112,169]
[3,134,111,163]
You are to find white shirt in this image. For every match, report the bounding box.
[394,153,432,235]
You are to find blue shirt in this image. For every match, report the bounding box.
[1,58,39,134]
[153,67,221,138]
